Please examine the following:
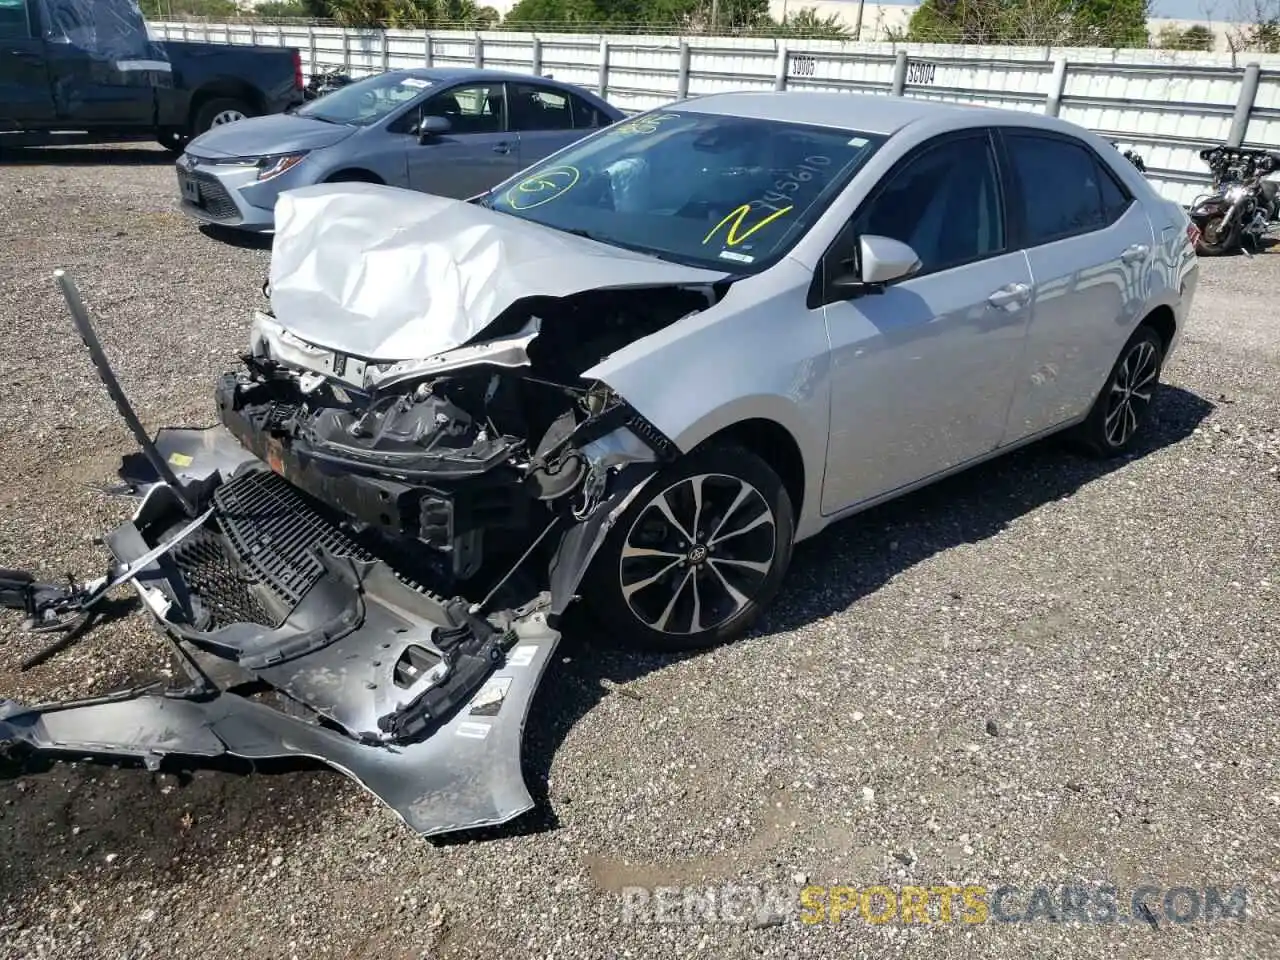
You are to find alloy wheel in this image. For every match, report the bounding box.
[211,109,247,126]
[1103,339,1159,447]
[619,473,777,636]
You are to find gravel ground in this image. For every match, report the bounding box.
[1,144,1278,960]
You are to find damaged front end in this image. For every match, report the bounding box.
[0,266,703,837]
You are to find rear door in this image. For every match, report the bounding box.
[404,81,521,198]
[0,0,55,125]
[38,0,161,126]
[507,82,589,166]
[997,129,1155,441]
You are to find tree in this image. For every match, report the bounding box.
[503,0,767,30]
[906,0,1149,47]
[1071,0,1149,45]
[1239,0,1280,49]
[504,0,603,25]
[138,0,243,17]
[777,6,851,37]
[1155,22,1215,48]
[254,0,314,16]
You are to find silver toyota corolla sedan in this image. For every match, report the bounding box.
[226,91,1199,653]
[0,92,1201,838]
[173,67,624,231]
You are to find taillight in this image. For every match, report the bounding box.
[1186,222,1200,247]
[293,51,304,91]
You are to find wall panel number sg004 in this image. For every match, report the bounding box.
[906,60,938,85]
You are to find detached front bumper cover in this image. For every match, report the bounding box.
[0,271,655,838]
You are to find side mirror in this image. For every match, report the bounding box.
[417,114,451,144]
[831,235,922,294]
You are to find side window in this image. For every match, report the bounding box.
[425,83,505,135]
[850,134,1004,276]
[509,83,574,132]
[1005,134,1110,245]
[1097,161,1134,223]
[569,94,610,130]
[0,0,31,39]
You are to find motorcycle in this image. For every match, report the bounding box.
[302,69,354,102]
[1189,145,1280,256]
[1111,141,1147,173]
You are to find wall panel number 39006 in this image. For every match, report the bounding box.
[790,54,816,77]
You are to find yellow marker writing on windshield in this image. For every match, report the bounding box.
[703,203,794,247]
[507,165,580,210]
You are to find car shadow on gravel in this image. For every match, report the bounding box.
[199,224,273,250]
[461,384,1216,843]
[0,387,1215,887]
[0,145,176,166]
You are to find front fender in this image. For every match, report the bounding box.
[583,265,832,539]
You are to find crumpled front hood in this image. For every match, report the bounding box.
[267,183,728,362]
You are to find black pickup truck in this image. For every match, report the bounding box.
[1,0,303,151]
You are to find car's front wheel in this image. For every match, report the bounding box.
[1072,324,1165,457]
[585,444,794,652]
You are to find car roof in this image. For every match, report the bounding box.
[388,66,592,87]
[672,91,1073,138]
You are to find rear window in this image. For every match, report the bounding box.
[1005,133,1126,246]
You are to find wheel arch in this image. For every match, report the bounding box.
[665,395,825,539]
[692,418,807,526]
[1140,303,1176,354]
[325,168,386,184]
[188,79,266,127]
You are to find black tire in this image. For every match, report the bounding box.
[191,97,256,138]
[584,444,795,653]
[1070,325,1165,458]
[156,129,187,154]
[1194,214,1239,256]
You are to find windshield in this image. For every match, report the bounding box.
[297,73,433,126]
[485,110,886,271]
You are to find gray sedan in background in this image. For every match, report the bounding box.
[174,68,624,232]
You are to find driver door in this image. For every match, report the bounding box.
[819,130,1034,514]
[37,0,166,126]
[0,0,55,123]
[403,82,521,199]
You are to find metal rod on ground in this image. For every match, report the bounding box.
[54,270,196,516]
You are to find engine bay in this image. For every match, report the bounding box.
[219,284,715,586]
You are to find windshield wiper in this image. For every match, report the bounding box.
[557,227,690,265]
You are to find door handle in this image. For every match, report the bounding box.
[492,142,511,155]
[1121,243,1149,263]
[986,282,1030,309]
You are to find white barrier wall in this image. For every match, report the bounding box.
[149,20,1280,207]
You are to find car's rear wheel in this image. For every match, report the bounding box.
[192,98,255,138]
[1071,325,1165,458]
[585,445,794,652]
